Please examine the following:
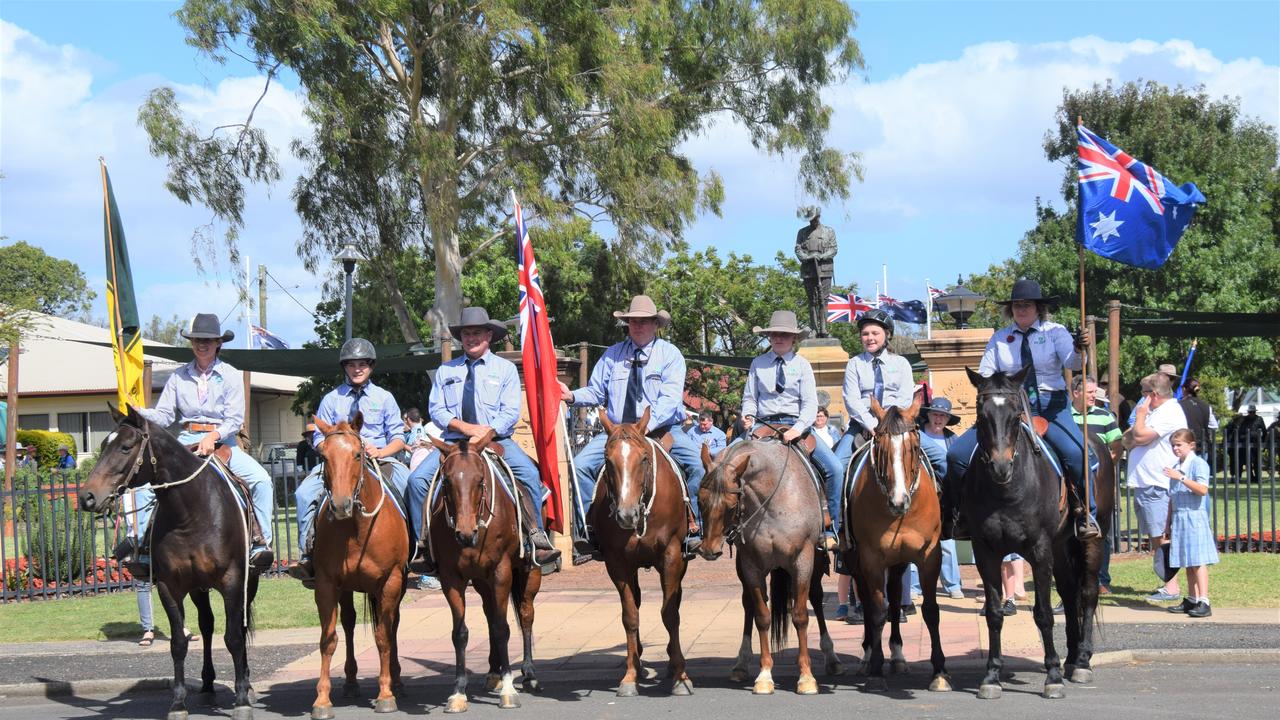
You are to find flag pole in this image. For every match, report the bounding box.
[1076,116,1093,532]
[925,278,933,340]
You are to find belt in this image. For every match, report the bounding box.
[184,422,218,432]
[758,414,798,424]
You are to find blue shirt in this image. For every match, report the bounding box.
[57,453,76,469]
[742,350,819,432]
[842,351,915,432]
[979,320,1080,392]
[920,428,954,457]
[685,424,728,454]
[570,337,687,432]
[138,357,245,441]
[430,350,522,440]
[313,380,404,449]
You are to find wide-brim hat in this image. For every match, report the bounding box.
[922,397,961,426]
[995,278,1058,308]
[752,310,810,340]
[1157,363,1178,377]
[180,313,235,342]
[448,306,509,343]
[613,295,671,327]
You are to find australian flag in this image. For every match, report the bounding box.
[1077,125,1205,269]
[250,325,289,349]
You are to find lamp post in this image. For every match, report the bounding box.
[334,244,364,341]
[935,274,984,329]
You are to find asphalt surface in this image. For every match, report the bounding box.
[0,661,1275,719]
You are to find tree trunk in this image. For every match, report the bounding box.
[425,197,463,341]
[378,260,422,344]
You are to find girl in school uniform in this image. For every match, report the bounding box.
[1162,428,1218,618]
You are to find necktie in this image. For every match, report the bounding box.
[872,358,884,405]
[774,356,786,394]
[348,386,365,422]
[1020,328,1039,404]
[462,359,478,424]
[622,348,644,423]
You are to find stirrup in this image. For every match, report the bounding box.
[820,534,839,552]
[249,546,274,571]
[529,528,556,552]
[287,556,314,582]
[1075,515,1102,540]
[408,544,437,575]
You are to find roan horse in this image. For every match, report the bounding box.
[78,405,258,720]
[308,415,411,719]
[425,430,543,713]
[697,436,842,696]
[962,368,1105,700]
[843,395,950,693]
[591,406,694,697]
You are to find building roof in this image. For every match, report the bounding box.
[0,313,300,396]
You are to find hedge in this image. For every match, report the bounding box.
[15,429,77,468]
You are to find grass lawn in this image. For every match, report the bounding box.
[1092,552,1279,609]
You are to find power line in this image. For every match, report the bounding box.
[264,268,321,321]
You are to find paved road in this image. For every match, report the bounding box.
[1,661,1275,719]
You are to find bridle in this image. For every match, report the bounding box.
[321,429,388,519]
[98,421,216,505]
[714,439,791,547]
[600,432,660,538]
[974,388,1041,485]
[866,424,923,514]
[438,448,497,532]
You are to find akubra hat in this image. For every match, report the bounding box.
[922,397,962,426]
[613,295,672,328]
[1156,363,1178,377]
[752,310,810,341]
[448,306,509,343]
[995,278,1058,308]
[180,313,234,342]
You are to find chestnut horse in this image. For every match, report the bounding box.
[697,437,841,696]
[425,431,542,713]
[309,415,411,719]
[591,406,693,697]
[843,395,950,693]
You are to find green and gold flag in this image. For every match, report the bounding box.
[101,160,144,411]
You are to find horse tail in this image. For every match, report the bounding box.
[769,569,793,649]
[366,592,380,631]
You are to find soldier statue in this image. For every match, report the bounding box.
[795,211,838,337]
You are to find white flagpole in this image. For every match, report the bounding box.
[874,281,881,306]
[925,277,933,340]
[882,264,888,299]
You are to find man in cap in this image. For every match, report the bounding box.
[406,307,561,569]
[288,337,410,582]
[558,295,705,560]
[55,444,77,470]
[685,410,727,456]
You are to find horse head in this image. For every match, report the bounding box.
[967,367,1030,484]
[79,404,158,513]
[432,429,496,547]
[315,412,367,520]
[869,394,925,515]
[696,441,751,560]
[599,405,654,531]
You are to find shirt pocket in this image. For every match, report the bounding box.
[439,377,463,412]
[481,377,504,413]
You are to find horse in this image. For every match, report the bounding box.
[308,414,411,719]
[425,430,542,713]
[78,405,258,720]
[591,406,694,697]
[961,367,1103,699]
[843,395,950,693]
[697,436,841,696]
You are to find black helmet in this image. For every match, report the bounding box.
[857,308,895,338]
[339,337,377,365]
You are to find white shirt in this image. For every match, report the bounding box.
[811,424,836,448]
[1126,399,1188,490]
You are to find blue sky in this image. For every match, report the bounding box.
[2,1,1277,345]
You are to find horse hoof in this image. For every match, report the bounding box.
[729,668,748,683]
[521,676,541,694]
[978,684,1002,700]
[863,676,888,693]
[342,681,361,698]
[311,706,335,720]
[499,692,521,709]
[826,661,844,676]
[166,712,189,720]
[484,674,502,692]
[231,706,254,720]
[616,682,639,697]
[752,679,775,695]
[248,685,257,704]
[1070,667,1094,684]
[796,675,819,695]
[929,674,953,692]
[1044,683,1066,699]
[374,697,398,713]
[670,678,694,696]
[444,693,469,713]
[890,660,909,675]
[201,690,217,707]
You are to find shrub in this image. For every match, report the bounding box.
[25,494,98,585]
[16,429,76,468]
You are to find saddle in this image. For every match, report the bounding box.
[749,424,818,454]
[425,449,543,559]
[186,443,265,545]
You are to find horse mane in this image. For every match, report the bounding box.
[878,406,914,435]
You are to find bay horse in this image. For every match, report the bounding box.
[843,395,950,693]
[308,415,411,719]
[591,406,693,697]
[425,430,542,713]
[697,436,841,696]
[78,405,257,720]
[962,367,1102,700]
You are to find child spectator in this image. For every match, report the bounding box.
[1162,429,1218,618]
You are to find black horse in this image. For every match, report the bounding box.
[79,406,259,720]
[961,368,1100,700]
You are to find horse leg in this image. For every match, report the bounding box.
[443,577,471,713]
[311,581,340,719]
[1029,542,1065,699]
[850,569,874,673]
[973,546,1006,699]
[514,565,543,693]
[156,582,191,720]
[220,574,254,720]
[339,590,360,698]
[730,581,754,683]
[860,563,889,693]
[886,563,908,676]
[373,573,403,713]
[482,564,520,710]
[919,546,952,692]
[744,566,773,695]
[391,572,407,695]
[191,589,217,701]
[607,561,643,697]
[1060,538,1097,684]
[659,550,692,696]
[808,561,842,676]
[793,550,818,695]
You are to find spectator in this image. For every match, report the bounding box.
[1178,379,1212,451]
[1123,372,1188,602]
[1127,363,1179,427]
[14,444,36,470]
[918,397,963,599]
[1071,375,1122,594]
[296,423,321,471]
[1162,429,1218,618]
[811,406,837,449]
[1236,405,1266,484]
[685,410,727,456]
[55,444,76,470]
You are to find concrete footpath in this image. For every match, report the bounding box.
[2,561,1277,698]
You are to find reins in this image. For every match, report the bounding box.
[320,429,390,519]
[599,433,675,539]
[719,438,793,547]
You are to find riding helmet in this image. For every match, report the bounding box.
[857,308,895,338]
[339,337,377,365]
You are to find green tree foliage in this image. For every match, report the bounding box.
[969,81,1280,397]
[141,0,864,339]
[0,241,97,342]
[144,314,186,345]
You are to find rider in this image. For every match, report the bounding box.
[740,310,843,552]
[558,295,705,561]
[406,307,562,569]
[123,313,274,571]
[943,278,1100,539]
[288,338,410,582]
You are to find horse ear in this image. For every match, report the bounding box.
[726,452,751,482]
[472,428,496,454]
[1009,365,1030,386]
[965,367,985,388]
[870,396,886,421]
[701,442,714,470]
[107,403,125,423]
[350,410,364,432]
[906,392,924,422]
[314,415,334,436]
[637,404,651,429]
[599,408,615,435]
[430,435,452,454]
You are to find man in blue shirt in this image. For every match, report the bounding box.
[558,295,705,560]
[55,444,77,470]
[288,338,410,582]
[406,307,561,569]
[685,410,727,456]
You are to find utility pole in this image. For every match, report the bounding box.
[5,340,19,492]
[258,264,268,329]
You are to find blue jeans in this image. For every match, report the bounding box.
[294,457,409,553]
[807,434,845,536]
[573,427,706,535]
[939,539,962,593]
[830,429,946,535]
[406,437,546,543]
[135,581,154,631]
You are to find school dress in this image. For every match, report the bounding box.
[1168,454,1219,568]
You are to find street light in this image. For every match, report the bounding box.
[334,244,364,341]
[935,274,984,329]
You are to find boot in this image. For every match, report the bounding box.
[249,545,274,572]
[529,528,562,567]
[287,555,315,583]
[820,530,838,552]
[1075,511,1102,540]
[408,542,438,575]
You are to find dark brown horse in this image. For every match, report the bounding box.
[78,406,258,720]
[425,431,542,713]
[698,437,841,695]
[1070,431,1114,683]
[843,395,950,693]
[308,415,411,719]
[591,406,693,697]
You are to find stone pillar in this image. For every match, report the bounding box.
[797,338,851,429]
[915,328,991,431]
